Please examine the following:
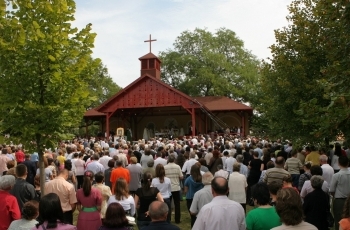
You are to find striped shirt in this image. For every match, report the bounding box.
[285,157,302,174]
[263,167,290,185]
[164,163,183,191]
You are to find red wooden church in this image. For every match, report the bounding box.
[84,36,253,141]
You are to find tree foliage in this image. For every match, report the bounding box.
[0,0,99,191]
[159,28,260,104]
[259,0,350,143]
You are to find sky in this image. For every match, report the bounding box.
[73,0,293,88]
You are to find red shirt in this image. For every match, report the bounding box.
[0,191,21,230]
[15,150,25,163]
[110,167,130,194]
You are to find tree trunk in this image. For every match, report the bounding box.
[36,134,45,195]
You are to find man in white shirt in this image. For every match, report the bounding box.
[154,151,167,168]
[99,150,112,170]
[319,154,334,186]
[85,154,105,174]
[182,152,197,177]
[204,148,213,165]
[192,177,246,230]
[225,151,237,174]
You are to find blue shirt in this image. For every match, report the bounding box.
[184,176,203,199]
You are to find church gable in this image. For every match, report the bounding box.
[97,75,196,113]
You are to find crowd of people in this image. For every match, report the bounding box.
[1,134,350,230]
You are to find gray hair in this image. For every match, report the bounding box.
[147,159,154,167]
[319,155,328,162]
[236,154,244,163]
[168,155,175,163]
[202,172,214,185]
[0,175,16,190]
[190,152,197,159]
[310,175,324,189]
[149,201,168,219]
[233,162,241,172]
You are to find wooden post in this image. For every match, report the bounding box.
[106,113,110,141]
[191,108,196,136]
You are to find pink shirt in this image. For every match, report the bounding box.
[31,222,76,230]
[0,154,11,175]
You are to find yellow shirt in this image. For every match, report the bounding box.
[57,155,66,165]
[305,151,320,166]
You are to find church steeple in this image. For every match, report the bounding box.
[139,35,161,79]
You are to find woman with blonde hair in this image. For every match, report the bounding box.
[93,172,112,218]
[107,178,135,217]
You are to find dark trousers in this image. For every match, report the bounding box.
[291,174,300,188]
[186,199,196,227]
[63,210,73,225]
[170,191,181,223]
[334,198,346,230]
[164,198,172,222]
[76,175,83,189]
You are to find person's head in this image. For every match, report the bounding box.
[155,164,165,181]
[303,161,312,171]
[7,160,15,169]
[212,150,220,158]
[148,201,168,221]
[16,163,27,178]
[190,163,202,183]
[275,156,285,167]
[64,160,72,171]
[267,161,275,169]
[251,182,270,206]
[233,162,241,172]
[310,165,323,176]
[216,164,223,171]
[268,181,282,196]
[319,154,328,165]
[282,175,293,186]
[310,175,324,189]
[147,159,154,167]
[115,160,123,167]
[0,175,15,190]
[22,200,39,220]
[82,170,94,197]
[37,193,64,228]
[275,188,303,226]
[130,157,137,164]
[115,178,129,200]
[202,172,214,185]
[211,176,228,196]
[253,151,259,158]
[25,154,31,160]
[168,155,175,163]
[236,154,244,163]
[95,172,104,183]
[142,172,152,191]
[103,202,129,228]
[108,159,115,168]
[190,152,197,159]
[339,156,349,168]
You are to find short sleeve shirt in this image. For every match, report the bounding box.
[135,187,159,221]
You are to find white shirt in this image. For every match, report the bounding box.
[107,195,135,216]
[225,157,237,172]
[192,196,246,230]
[151,177,172,199]
[182,158,197,175]
[154,157,167,168]
[321,164,334,186]
[99,155,112,170]
[228,172,247,203]
[189,185,213,215]
[300,180,329,198]
[85,161,104,174]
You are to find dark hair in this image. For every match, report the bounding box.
[95,172,104,183]
[211,177,228,195]
[275,188,303,225]
[142,172,152,191]
[283,174,293,183]
[73,153,79,158]
[267,161,275,169]
[251,182,270,205]
[36,193,65,228]
[335,143,342,157]
[16,164,27,177]
[102,203,129,228]
[22,200,39,220]
[310,165,323,176]
[108,159,115,168]
[82,171,94,196]
[339,156,349,168]
[168,155,175,163]
[64,160,72,171]
[268,181,282,195]
[190,164,202,183]
[155,164,165,183]
[114,178,129,200]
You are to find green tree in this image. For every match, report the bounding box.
[259,0,350,143]
[0,0,97,192]
[159,28,260,104]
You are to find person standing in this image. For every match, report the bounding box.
[21,154,37,186]
[263,156,290,185]
[15,147,25,164]
[319,154,334,187]
[92,172,112,218]
[110,160,130,194]
[85,154,104,175]
[228,163,247,212]
[189,172,214,217]
[44,169,77,224]
[305,146,320,166]
[164,155,183,224]
[76,171,102,230]
[330,156,350,230]
[126,157,142,196]
[0,148,11,176]
[99,150,112,170]
[10,164,36,211]
[192,177,246,230]
[284,150,303,187]
[0,175,21,230]
[74,153,86,189]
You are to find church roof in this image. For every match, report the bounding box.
[84,108,105,117]
[139,52,161,61]
[193,96,253,111]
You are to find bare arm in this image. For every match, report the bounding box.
[156,192,164,202]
